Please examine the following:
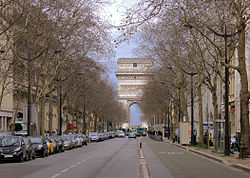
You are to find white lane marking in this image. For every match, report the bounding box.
[51,173,61,178]
[61,168,69,173]
[159,151,166,154]
[70,164,76,168]
[167,152,184,155]
[50,151,101,178]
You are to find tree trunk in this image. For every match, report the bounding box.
[57,86,60,131]
[237,19,249,158]
[48,85,53,136]
[12,90,22,135]
[76,106,79,133]
[198,72,204,146]
[212,91,219,151]
[40,92,46,136]
[94,113,97,132]
[66,113,69,134]
[72,106,75,133]
[82,104,86,134]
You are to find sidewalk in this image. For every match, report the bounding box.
[165,139,250,173]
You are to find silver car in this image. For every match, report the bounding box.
[128,132,137,139]
[89,132,99,142]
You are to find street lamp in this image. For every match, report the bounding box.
[16,52,44,136]
[54,50,63,135]
[181,68,197,145]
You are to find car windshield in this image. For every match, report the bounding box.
[30,137,42,144]
[0,137,19,147]
[22,137,29,144]
[89,132,98,136]
[62,137,69,141]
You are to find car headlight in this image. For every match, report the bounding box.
[14,147,21,152]
[38,144,43,148]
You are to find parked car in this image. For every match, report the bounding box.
[116,130,125,138]
[0,136,27,162]
[54,136,64,152]
[62,135,73,150]
[30,136,48,157]
[231,134,240,152]
[78,133,87,146]
[98,132,105,141]
[128,132,137,139]
[22,137,36,161]
[44,137,54,154]
[50,137,59,153]
[69,135,77,148]
[73,135,82,147]
[89,132,99,142]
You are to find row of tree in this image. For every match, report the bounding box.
[0,1,126,136]
[118,0,249,158]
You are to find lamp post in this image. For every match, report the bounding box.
[59,79,62,135]
[167,105,170,140]
[16,52,44,136]
[181,69,197,145]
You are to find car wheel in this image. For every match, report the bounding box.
[19,154,24,163]
[26,152,30,161]
[33,153,36,159]
[42,150,46,157]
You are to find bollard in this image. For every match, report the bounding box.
[140,142,142,149]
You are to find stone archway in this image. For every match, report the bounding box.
[115,58,153,123]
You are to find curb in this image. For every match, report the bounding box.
[166,141,250,174]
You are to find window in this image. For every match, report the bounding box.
[133,63,137,67]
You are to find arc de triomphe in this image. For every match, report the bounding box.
[115,58,153,123]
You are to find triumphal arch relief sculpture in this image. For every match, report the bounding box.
[115,58,153,121]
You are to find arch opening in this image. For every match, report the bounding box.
[129,103,142,126]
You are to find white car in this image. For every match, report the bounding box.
[117,130,125,138]
[89,132,99,142]
[128,132,137,138]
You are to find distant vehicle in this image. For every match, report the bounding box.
[30,136,48,157]
[22,137,36,161]
[10,121,28,136]
[136,128,147,137]
[44,137,54,154]
[89,132,99,142]
[128,132,137,139]
[116,130,125,138]
[62,135,73,150]
[78,133,88,146]
[0,136,27,162]
[54,136,65,152]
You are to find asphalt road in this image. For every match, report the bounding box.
[140,137,250,178]
[0,137,139,178]
[1,137,249,178]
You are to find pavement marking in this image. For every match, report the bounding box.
[50,150,102,178]
[70,164,77,168]
[138,138,150,178]
[61,168,69,173]
[158,151,166,154]
[167,152,184,155]
[51,173,61,178]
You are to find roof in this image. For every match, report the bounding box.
[117,58,153,64]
